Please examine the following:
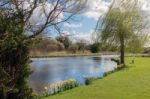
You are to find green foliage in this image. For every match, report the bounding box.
[90,43,101,53]
[0,5,34,99]
[84,77,93,85]
[111,58,120,65]
[126,35,148,53]
[99,42,118,52]
[143,47,150,54]
[0,33,34,99]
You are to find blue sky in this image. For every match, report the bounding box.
[63,15,97,34]
[48,15,98,43]
[62,15,98,43]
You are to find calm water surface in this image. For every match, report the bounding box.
[29,55,118,93]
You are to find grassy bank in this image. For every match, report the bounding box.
[30,51,116,58]
[43,57,150,99]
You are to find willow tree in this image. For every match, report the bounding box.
[0,0,86,99]
[96,0,147,65]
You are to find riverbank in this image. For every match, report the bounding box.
[30,51,150,58]
[30,51,117,58]
[43,57,150,99]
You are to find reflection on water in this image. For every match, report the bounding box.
[29,55,118,93]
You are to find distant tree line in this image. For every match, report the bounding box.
[31,36,90,54]
[30,35,121,55]
[143,47,150,54]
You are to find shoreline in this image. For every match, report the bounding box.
[30,52,117,58]
[30,53,150,58]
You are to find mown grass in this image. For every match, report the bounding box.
[43,57,150,99]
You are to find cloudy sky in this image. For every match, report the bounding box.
[53,0,112,42]
[45,0,150,43]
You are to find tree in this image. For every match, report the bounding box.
[68,44,78,53]
[76,40,87,53]
[30,38,65,55]
[126,35,148,53]
[0,0,86,99]
[56,35,72,50]
[96,0,148,65]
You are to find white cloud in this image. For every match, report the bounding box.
[60,29,95,43]
[82,0,150,20]
[71,30,96,43]
[137,0,150,11]
[82,0,112,20]
[64,23,82,28]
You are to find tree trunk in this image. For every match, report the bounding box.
[120,37,125,65]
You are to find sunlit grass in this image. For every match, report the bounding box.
[43,57,150,99]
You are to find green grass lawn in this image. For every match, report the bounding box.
[43,57,150,99]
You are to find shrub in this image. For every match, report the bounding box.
[0,33,34,99]
[90,43,100,53]
[84,77,93,85]
[111,58,120,65]
[103,70,115,77]
[117,64,126,70]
